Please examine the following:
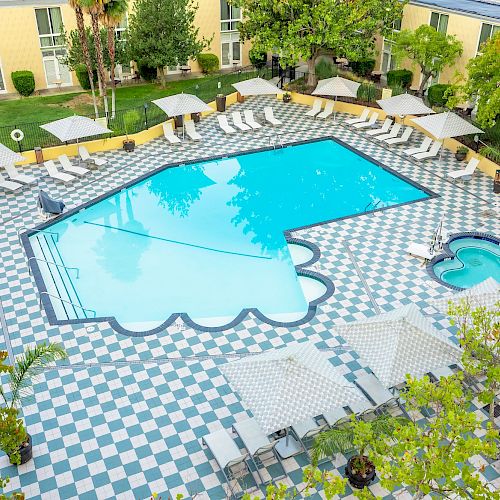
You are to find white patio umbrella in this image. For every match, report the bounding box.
[411,111,483,140]
[220,341,365,435]
[430,277,500,314]
[0,143,25,167]
[334,304,462,388]
[312,76,361,122]
[40,115,112,143]
[376,93,434,121]
[232,77,284,96]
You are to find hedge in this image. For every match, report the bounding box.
[350,59,375,77]
[137,63,157,82]
[75,64,97,90]
[386,69,413,89]
[427,84,451,107]
[197,53,219,74]
[315,59,337,80]
[11,70,35,96]
[249,50,267,69]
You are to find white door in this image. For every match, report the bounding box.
[42,50,72,87]
[221,32,241,68]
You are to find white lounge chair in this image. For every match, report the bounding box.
[354,374,404,415]
[291,417,326,460]
[0,172,23,192]
[162,122,182,144]
[322,407,350,428]
[185,120,202,141]
[344,108,369,125]
[58,155,89,176]
[243,110,262,130]
[79,146,107,167]
[375,123,402,141]
[413,140,442,160]
[217,115,236,134]
[305,98,323,118]
[407,242,435,261]
[403,136,432,156]
[447,157,479,182]
[44,160,76,183]
[349,399,377,420]
[4,163,36,184]
[264,107,282,126]
[353,112,379,129]
[232,112,251,132]
[233,419,285,485]
[385,126,413,145]
[317,101,334,120]
[202,429,253,498]
[366,118,392,136]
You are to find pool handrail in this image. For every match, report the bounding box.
[39,291,97,318]
[28,257,80,279]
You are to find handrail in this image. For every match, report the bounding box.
[39,292,96,318]
[17,227,59,244]
[28,257,80,279]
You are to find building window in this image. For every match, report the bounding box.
[430,12,448,34]
[393,18,402,31]
[220,0,241,31]
[35,7,64,47]
[477,23,499,52]
[115,14,128,40]
[41,48,72,87]
[0,61,5,92]
[221,32,241,67]
[381,40,396,74]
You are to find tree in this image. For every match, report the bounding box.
[393,24,463,96]
[127,0,208,88]
[448,299,500,428]
[231,0,406,86]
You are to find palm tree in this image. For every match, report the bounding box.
[69,0,99,118]
[101,0,128,118]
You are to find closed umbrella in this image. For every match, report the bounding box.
[40,115,112,143]
[411,111,483,140]
[312,76,361,122]
[0,143,25,167]
[334,304,462,388]
[232,77,284,96]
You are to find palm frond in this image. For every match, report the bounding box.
[371,414,409,437]
[311,427,355,464]
[8,343,67,408]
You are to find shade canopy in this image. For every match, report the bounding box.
[40,116,112,142]
[312,76,360,98]
[152,93,212,117]
[220,341,365,435]
[232,77,284,96]
[0,143,25,167]
[376,93,435,117]
[411,111,483,140]
[334,304,462,388]
[430,277,500,314]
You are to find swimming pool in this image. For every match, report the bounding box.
[26,138,431,333]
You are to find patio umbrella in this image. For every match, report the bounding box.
[40,115,112,143]
[231,77,284,96]
[0,143,25,167]
[410,111,483,140]
[220,341,365,435]
[430,277,500,314]
[376,93,434,119]
[334,304,462,388]
[312,76,361,122]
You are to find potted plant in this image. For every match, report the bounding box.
[123,110,140,152]
[0,345,67,465]
[282,92,292,103]
[455,145,468,161]
[216,93,226,112]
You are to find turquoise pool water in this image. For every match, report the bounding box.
[433,237,500,289]
[29,139,429,330]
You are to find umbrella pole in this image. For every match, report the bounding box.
[333,95,337,123]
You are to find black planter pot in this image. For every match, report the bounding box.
[10,434,32,465]
[345,456,376,489]
[123,140,135,152]
[216,95,226,112]
[455,151,467,161]
[282,94,292,103]
[191,112,201,123]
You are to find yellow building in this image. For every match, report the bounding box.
[375,0,499,90]
[0,0,251,95]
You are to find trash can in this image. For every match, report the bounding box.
[216,94,226,112]
[174,115,184,129]
[494,169,500,194]
[34,147,44,164]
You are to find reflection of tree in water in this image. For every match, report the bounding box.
[147,164,215,218]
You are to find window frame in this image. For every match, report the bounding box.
[34,6,65,48]
[476,23,500,53]
[429,11,449,34]
[220,0,241,32]
[0,59,6,93]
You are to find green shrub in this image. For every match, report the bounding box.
[137,62,157,82]
[357,83,377,102]
[389,84,405,97]
[479,145,500,164]
[350,59,375,77]
[197,53,219,74]
[315,59,337,80]
[11,70,35,96]
[249,49,267,69]
[427,84,451,106]
[75,64,97,90]
[387,69,413,89]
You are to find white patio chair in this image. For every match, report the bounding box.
[233,418,285,485]
[385,126,413,145]
[403,136,432,156]
[243,110,262,130]
[413,140,442,160]
[322,407,350,428]
[375,123,402,141]
[44,160,76,183]
[218,115,236,134]
[353,111,379,129]
[366,117,392,136]
[354,374,406,417]
[291,417,327,460]
[447,158,479,182]
[79,146,107,167]
[4,163,36,184]
[58,155,89,176]
[0,172,23,192]
[344,108,369,125]
[317,101,334,120]
[232,111,251,132]
[305,98,323,118]
[349,399,377,420]
[185,120,202,141]
[162,122,182,144]
[264,107,282,126]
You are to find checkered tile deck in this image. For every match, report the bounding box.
[0,96,498,499]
